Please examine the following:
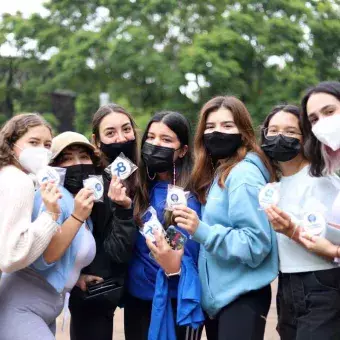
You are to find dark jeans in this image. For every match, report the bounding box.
[204,285,271,340]
[124,294,203,340]
[277,268,340,340]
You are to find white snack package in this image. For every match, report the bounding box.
[302,212,326,236]
[36,166,66,187]
[83,175,104,202]
[140,206,165,242]
[105,153,138,180]
[165,185,189,211]
[258,183,280,209]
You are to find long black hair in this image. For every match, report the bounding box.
[301,81,340,176]
[134,111,193,225]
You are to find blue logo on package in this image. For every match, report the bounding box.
[114,162,127,176]
[265,189,274,198]
[170,194,179,202]
[308,214,317,223]
[95,183,102,191]
[143,211,152,223]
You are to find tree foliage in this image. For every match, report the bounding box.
[0,0,339,132]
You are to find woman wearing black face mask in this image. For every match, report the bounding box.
[171,96,278,340]
[68,104,138,340]
[261,105,340,340]
[125,111,204,340]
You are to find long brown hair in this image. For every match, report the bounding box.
[134,111,193,226]
[191,96,275,204]
[0,113,52,170]
[92,103,139,194]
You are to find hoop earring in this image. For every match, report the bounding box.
[146,166,156,180]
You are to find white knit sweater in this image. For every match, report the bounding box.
[0,165,59,274]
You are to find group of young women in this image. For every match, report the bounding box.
[0,81,339,340]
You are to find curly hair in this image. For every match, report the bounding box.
[0,113,52,170]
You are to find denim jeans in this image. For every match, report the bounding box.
[277,268,340,340]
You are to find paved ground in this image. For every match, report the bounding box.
[56,280,279,340]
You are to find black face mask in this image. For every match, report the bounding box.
[64,164,96,195]
[261,134,301,162]
[141,142,175,174]
[204,132,243,160]
[100,139,136,163]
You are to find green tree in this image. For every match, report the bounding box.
[0,0,339,131]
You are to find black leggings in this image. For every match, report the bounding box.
[124,294,203,340]
[205,285,271,340]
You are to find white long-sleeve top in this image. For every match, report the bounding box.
[0,165,59,275]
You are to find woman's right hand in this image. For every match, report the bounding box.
[146,230,184,275]
[108,175,132,209]
[76,274,104,292]
[73,188,95,221]
[41,182,62,220]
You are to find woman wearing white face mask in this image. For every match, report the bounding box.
[294,81,340,258]
[0,131,99,340]
[261,105,340,340]
[0,113,61,275]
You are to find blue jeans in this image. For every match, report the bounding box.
[277,268,340,340]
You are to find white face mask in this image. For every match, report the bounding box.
[312,114,340,151]
[16,146,52,174]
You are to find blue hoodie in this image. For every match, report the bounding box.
[192,153,278,317]
[148,256,204,340]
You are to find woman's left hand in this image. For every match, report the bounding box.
[299,232,339,259]
[172,205,200,235]
[265,205,299,239]
[146,230,183,275]
[108,175,132,209]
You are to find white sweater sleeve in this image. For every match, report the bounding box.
[0,166,59,273]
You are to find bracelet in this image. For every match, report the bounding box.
[71,214,84,224]
[290,224,298,240]
[165,268,182,278]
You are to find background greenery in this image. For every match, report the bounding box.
[1,0,339,135]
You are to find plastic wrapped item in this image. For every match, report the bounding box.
[302,212,326,236]
[83,175,104,202]
[165,185,189,211]
[165,225,187,250]
[36,166,66,187]
[258,182,280,209]
[105,153,138,180]
[140,206,165,242]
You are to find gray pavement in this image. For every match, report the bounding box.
[56,280,279,340]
